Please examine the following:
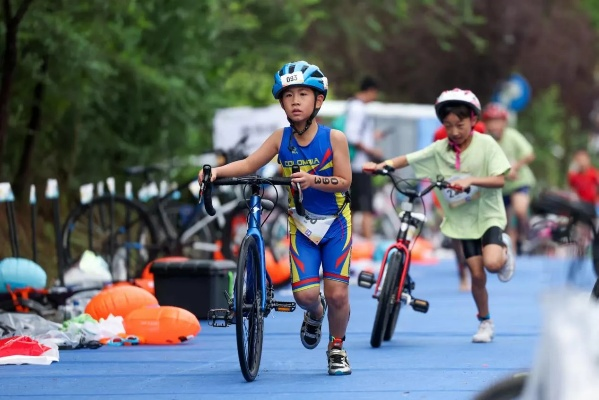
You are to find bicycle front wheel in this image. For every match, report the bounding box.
[384,252,406,341]
[371,252,401,348]
[235,235,265,382]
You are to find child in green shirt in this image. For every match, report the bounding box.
[362,88,516,343]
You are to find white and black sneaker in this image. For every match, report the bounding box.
[327,348,352,375]
[300,294,327,349]
[498,233,516,282]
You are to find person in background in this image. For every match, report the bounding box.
[345,77,383,240]
[483,103,536,254]
[568,148,599,206]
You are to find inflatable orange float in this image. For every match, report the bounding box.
[141,256,189,280]
[85,285,158,320]
[410,238,437,265]
[266,249,291,286]
[124,305,201,345]
[351,241,375,260]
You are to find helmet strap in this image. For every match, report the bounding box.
[289,96,321,136]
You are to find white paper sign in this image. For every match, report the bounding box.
[0,182,14,202]
[106,177,115,195]
[79,183,94,205]
[96,181,104,197]
[45,179,59,199]
[125,181,133,199]
[29,185,36,205]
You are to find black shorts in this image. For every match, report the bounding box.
[503,186,530,208]
[460,226,505,259]
[350,172,374,212]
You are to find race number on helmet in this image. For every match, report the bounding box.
[272,61,329,100]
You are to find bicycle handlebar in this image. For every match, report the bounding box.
[199,165,305,217]
[366,165,470,199]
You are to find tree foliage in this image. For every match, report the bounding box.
[0,0,321,197]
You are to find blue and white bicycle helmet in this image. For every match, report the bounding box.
[272,61,328,99]
[272,61,329,135]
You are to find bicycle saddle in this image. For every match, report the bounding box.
[531,192,596,223]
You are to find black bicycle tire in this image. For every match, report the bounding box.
[61,195,160,277]
[169,202,215,260]
[474,373,528,400]
[384,252,406,341]
[235,235,264,382]
[371,254,401,348]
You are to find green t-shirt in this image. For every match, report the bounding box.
[406,133,511,239]
[495,127,536,194]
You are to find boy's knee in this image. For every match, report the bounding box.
[293,289,321,309]
[324,285,349,309]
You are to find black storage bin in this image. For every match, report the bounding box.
[150,259,236,320]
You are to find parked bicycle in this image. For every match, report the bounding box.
[61,136,289,280]
[357,164,469,348]
[202,165,303,382]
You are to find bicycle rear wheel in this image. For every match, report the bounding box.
[61,195,160,279]
[235,235,265,382]
[384,252,406,341]
[223,203,288,263]
[474,373,528,400]
[371,252,401,348]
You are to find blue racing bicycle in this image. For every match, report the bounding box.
[200,165,305,382]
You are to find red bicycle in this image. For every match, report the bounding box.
[358,165,468,348]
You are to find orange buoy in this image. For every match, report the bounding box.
[351,240,375,260]
[410,238,437,265]
[266,249,290,286]
[85,285,158,320]
[124,305,201,345]
[213,240,225,260]
[141,256,189,280]
[133,278,155,295]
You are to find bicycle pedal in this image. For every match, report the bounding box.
[357,271,375,288]
[411,298,429,314]
[273,301,296,312]
[207,308,232,327]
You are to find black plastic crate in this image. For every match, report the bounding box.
[150,259,236,320]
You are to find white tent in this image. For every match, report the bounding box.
[212,101,440,158]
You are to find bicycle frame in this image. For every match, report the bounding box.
[239,186,269,312]
[373,205,417,303]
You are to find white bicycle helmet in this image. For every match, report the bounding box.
[434,88,481,121]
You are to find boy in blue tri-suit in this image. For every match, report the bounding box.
[198,61,353,375]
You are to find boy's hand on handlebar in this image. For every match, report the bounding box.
[291,170,313,190]
[198,167,218,184]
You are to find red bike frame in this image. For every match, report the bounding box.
[373,238,412,303]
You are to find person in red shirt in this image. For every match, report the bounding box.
[430,121,485,291]
[568,149,599,204]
